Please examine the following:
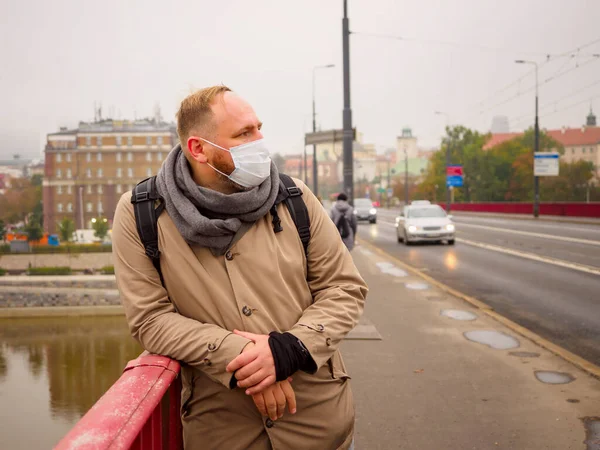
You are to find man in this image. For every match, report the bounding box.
[112,85,367,450]
[330,193,358,251]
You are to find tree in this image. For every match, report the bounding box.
[57,218,75,243]
[24,217,43,243]
[92,217,109,241]
[0,177,42,225]
[0,220,5,242]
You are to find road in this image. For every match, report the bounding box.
[360,209,600,366]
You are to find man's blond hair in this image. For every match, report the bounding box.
[176,85,232,146]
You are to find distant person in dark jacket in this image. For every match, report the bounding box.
[330,193,358,251]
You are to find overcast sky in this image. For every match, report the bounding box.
[1,0,599,160]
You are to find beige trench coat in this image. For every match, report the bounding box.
[112,178,368,450]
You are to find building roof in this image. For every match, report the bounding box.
[482,132,522,150]
[546,127,600,147]
[48,119,176,137]
[484,127,600,150]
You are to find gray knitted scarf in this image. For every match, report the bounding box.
[155,144,279,255]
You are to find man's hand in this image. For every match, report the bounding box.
[226,330,276,395]
[252,378,296,421]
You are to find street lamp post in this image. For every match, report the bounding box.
[435,111,451,212]
[403,147,409,206]
[342,0,354,203]
[312,64,335,196]
[516,60,540,218]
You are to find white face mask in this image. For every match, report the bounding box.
[199,137,272,188]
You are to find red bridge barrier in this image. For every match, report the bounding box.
[447,202,600,218]
[55,352,182,450]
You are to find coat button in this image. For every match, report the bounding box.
[265,418,274,428]
[203,358,212,366]
[316,324,325,332]
[326,337,332,346]
[225,251,234,261]
[208,343,216,351]
[242,306,252,317]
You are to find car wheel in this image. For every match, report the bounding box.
[404,231,412,246]
[397,231,404,243]
[448,239,455,245]
[369,218,377,224]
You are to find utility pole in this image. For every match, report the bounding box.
[404,147,409,206]
[386,158,391,208]
[516,60,540,218]
[342,0,354,203]
[312,64,335,196]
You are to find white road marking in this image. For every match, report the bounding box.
[456,237,600,276]
[456,222,600,246]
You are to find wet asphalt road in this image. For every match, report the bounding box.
[360,209,600,366]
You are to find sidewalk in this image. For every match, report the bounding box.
[343,241,600,450]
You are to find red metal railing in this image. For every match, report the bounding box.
[55,352,182,450]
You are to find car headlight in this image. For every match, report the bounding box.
[446,224,455,232]
[369,208,377,215]
[353,210,357,215]
[408,225,418,233]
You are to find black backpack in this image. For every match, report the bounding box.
[336,213,351,239]
[130,173,310,284]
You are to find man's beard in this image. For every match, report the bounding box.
[212,158,253,192]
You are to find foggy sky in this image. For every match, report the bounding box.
[1,0,599,160]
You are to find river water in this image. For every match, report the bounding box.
[0,315,141,449]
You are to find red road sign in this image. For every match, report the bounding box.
[446,165,463,176]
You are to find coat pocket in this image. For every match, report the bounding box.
[180,366,195,417]
[327,350,351,381]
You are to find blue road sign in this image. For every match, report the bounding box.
[446,175,463,187]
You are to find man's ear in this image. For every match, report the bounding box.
[187,136,208,163]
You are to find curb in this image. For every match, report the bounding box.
[357,238,600,381]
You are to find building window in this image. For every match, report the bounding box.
[116,136,122,146]
[86,136,91,146]
[87,185,93,194]
[157,152,163,161]
[128,168,133,178]
[67,203,73,213]
[116,184,123,194]
[86,168,92,178]
[116,152,122,162]
[97,201,103,214]
[66,168,72,179]
[128,136,133,146]
[583,148,587,153]
[66,153,71,163]
[146,152,152,162]
[97,168,103,178]
[86,202,92,213]
[146,167,152,177]
[86,152,91,162]
[57,185,63,195]
[116,168,122,177]
[147,136,152,145]
[127,152,133,162]
[97,136,103,146]
[67,185,72,195]
[97,152,102,162]
[57,203,63,213]
[97,185,103,194]
[56,153,62,163]
[157,136,163,146]
[56,169,62,178]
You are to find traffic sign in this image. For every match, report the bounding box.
[534,152,559,176]
[446,165,463,176]
[446,175,463,187]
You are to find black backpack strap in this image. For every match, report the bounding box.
[277,173,311,257]
[131,176,166,285]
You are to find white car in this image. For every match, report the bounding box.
[395,202,455,245]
